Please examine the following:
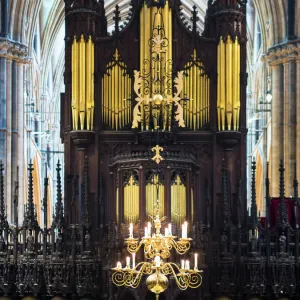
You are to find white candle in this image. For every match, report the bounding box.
[185,260,190,270]
[126,256,130,268]
[165,228,169,237]
[148,222,152,236]
[132,253,136,269]
[129,223,133,238]
[144,227,148,237]
[184,221,188,237]
[181,260,185,270]
[168,223,172,236]
[194,253,198,270]
[154,256,161,267]
[116,261,122,269]
[182,224,185,238]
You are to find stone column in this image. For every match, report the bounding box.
[270,64,281,196]
[283,61,290,195]
[0,57,7,163]
[288,59,296,196]
[6,59,12,223]
[296,59,300,181]
[11,61,18,221]
[16,62,24,223]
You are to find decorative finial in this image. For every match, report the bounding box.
[113,5,121,35]
[191,6,199,34]
[0,161,5,222]
[251,160,257,224]
[151,145,164,164]
[277,160,288,229]
[43,164,48,229]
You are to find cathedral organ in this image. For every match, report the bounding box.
[0,0,299,299]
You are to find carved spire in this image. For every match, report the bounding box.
[191,6,199,34]
[222,159,230,226]
[294,163,299,229]
[251,160,257,229]
[277,160,288,229]
[13,167,19,226]
[0,161,6,223]
[113,5,121,36]
[43,164,48,229]
[53,160,64,229]
[265,162,271,228]
[23,160,38,228]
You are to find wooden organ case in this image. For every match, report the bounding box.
[62,0,247,298]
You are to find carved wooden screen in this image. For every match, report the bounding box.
[180,50,210,130]
[102,49,132,130]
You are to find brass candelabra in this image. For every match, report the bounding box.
[112,198,203,299]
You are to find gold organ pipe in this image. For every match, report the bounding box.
[220,37,226,131]
[192,64,197,130]
[236,42,240,130]
[86,36,91,130]
[91,39,94,130]
[79,35,86,130]
[188,65,192,128]
[121,67,124,128]
[105,73,108,124]
[226,36,233,130]
[115,55,120,130]
[217,38,221,131]
[71,36,78,130]
[111,63,114,129]
[232,39,237,131]
[197,65,201,130]
[208,77,210,126]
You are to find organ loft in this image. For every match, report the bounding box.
[0,0,299,299]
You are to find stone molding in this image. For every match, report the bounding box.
[0,37,30,63]
[264,40,300,66]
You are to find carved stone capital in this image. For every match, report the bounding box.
[0,37,30,63]
[265,40,300,66]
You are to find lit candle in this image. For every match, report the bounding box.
[144,227,148,237]
[126,256,130,268]
[148,222,152,236]
[168,223,172,236]
[184,221,188,238]
[165,228,169,237]
[129,223,133,238]
[185,260,190,270]
[181,260,185,270]
[194,253,198,270]
[154,256,161,267]
[116,261,122,269]
[132,253,136,269]
[182,224,185,239]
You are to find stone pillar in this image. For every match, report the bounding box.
[288,59,296,196]
[296,59,300,181]
[11,61,18,221]
[283,61,290,194]
[0,57,7,163]
[6,59,12,223]
[270,64,281,196]
[16,62,24,223]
